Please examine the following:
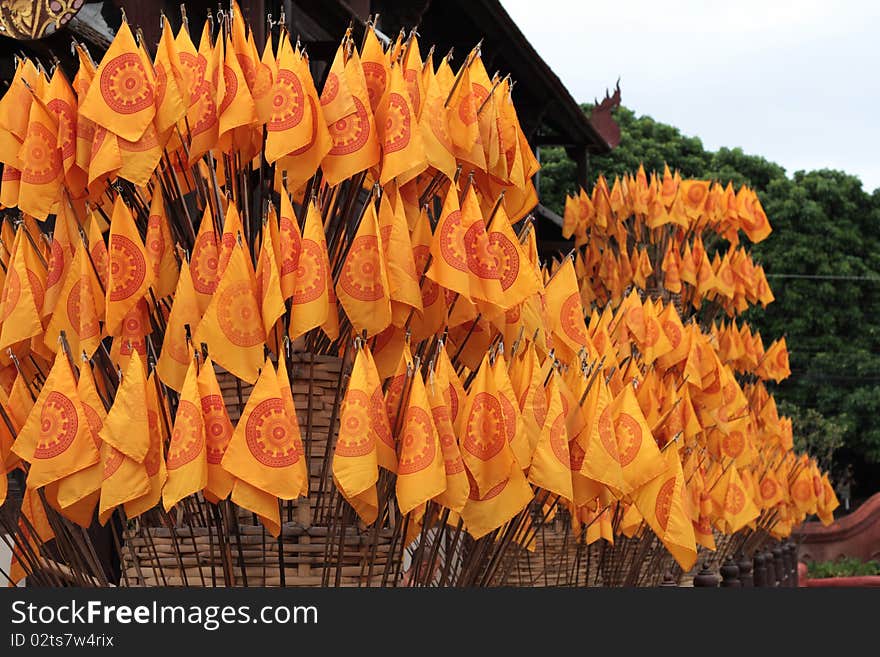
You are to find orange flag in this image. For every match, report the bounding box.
[153,18,186,135]
[11,351,100,490]
[43,241,104,357]
[256,217,285,337]
[634,446,697,570]
[275,192,301,300]
[426,183,471,301]
[337,202,392,336]
[528,373,574,502]
[18,92,64,219]
[360,27,388,113]
[461,461,533,540]
[610,384,666,494]
[105,196,153,337]
[377,63,427,185]
[190,205,220,314]
[545,257,590,362]
[43,203,76,317]
[124,371,169,519]
[418,55,457,183]
[156,261,200,392]
[427,363,469,513]
[409,206,445,342]
[197,356,236,501]
[265,34,312,163]
[193,242,264,384]
[486,204,541,308]
[0,230,44,352]
[288,200,338,341]
[222,357,307,513]
[447,55,485,171]
[185,22,220,164]
[460,187,504,308]
[145,192,179,299]
[163,356,207,510]
[79,22,156,143]
[217,34,257,150]
[320,43,381,186]
[460,354,515,497]
[54,361,105,512]
[333,347,382,524]
[577,373,626,494]
[379,190,423,326]
[396,367,446,515]
[493,353,531,468]
[217,202,244,278]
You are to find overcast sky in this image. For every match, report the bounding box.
[501,0,880,192]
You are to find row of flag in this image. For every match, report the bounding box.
[0,5,836,585]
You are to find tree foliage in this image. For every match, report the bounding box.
[537,105,880,498]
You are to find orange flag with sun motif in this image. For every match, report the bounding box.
[145,191,179,299]
[336,202,392,337]
[18,92,64,219]
[333,346,382,524]
[156,260,200,392]
[545,257,590,362]
[265,33,312,163]
[124,371,168,519]
[163,356,207,511]
[377,63,426,185]
[11,351,100,490]
[193,242,264,384]
[197,356,236,501]
[79,21,156,143]
[275,191,301,300]
[223,356,307,504]
[289,200,338,341]
[396,367,446,515]
[427,361,469,514]
[105,196,153,337]
[190,205,220,314]
[610,383,667,494]
[0,229,44,352]
[528,373,574,502]
[256,217,285,337]
[426,183,471,300]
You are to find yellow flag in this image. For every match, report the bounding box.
[11,351,100,490]
[377,63,427,185]
[125,372,168,519]
[156,262,200,391]
[545,257,590,362]
[145,191,179,299]
[396,368,446,515]
[379,189,423,326]
[0,230,43,352]
[333,347,381,524]
[163,356,207,510]
[528,373,574,502]
[610,383,666,494]
[275,191,301,300]
[426,183,471,301]
[197,357,236,501]
[18,94,64,219]
[634,446,697,570]
[427,364,469,513]
[265,34,312,163]
[289,200,338,341]
[493,353,531,468]
[461,461,533,540]
[460,354,515,497]
[222,357,307,502]
[98,441,149,525]
[193,242,264,384]
[105,196,153,336]
[336,202,392,337]
[418,57,457,183]
[79,21,156,142]
[256,218,285,336]
[190,205,220,314]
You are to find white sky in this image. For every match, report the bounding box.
[501,0,880,192]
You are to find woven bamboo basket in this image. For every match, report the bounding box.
[118,352,402,587]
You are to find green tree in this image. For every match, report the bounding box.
[537,105,880,499]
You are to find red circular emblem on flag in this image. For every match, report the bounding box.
[614,412,643,467]
[438,210,468,273]
[34,391,79,459]
[340,235,385,301]
[245,397,300,467]
[320,72,339,105]
[99,52,154,114]
[103,445,124,479]
[370,387,395,451]
[466,469,507,501]
[189,79,218,136]
[289,96,319,156]
[21,121,62,184]
[219,64,238,115]
[292,239,326,304]
[568,437,585,471]
[760,477,778,501]
[488,232,519,291]
[191,231,220,295]
[498,393,517,446]
[167,399,203,470]
[722,431,745,459]
[328,97,370,156]
[404,69,421,117]
[792,479,811,502]
[26,268,45,313]
[426,96,454,151]
[362,62,386,109]
[66,283,100,340]
[177,52,206,105]
[463,223,499,281]
[561,293,588,345]
[662,319,682,350]
[278,215,302,278]
[725,482,746,515]
[268,69,305,132]
[398,407,436,474]
[432,404,464,475]
[655,476,676,532]
[81,402,103,450]
[146,214,165,272]
[108,234,147,302]
[382,92,411,154]
[217,280,263,347]
[548,411,570,468]
[200,393,232,465]
[463,392,506,461]
[336,389,374,457]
